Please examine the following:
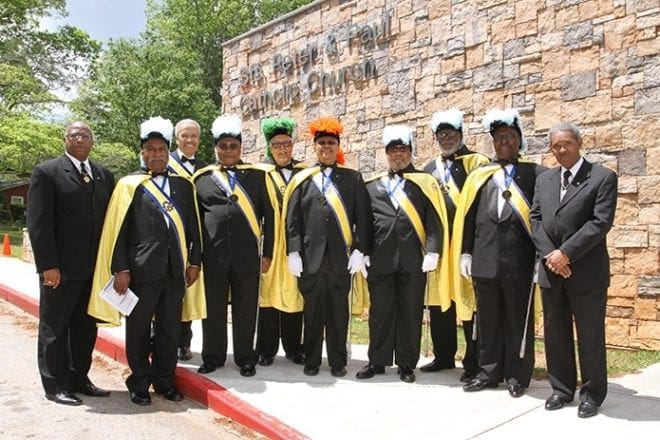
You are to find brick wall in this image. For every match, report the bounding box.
[222,0,660,349]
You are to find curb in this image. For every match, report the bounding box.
[0,280,309,440]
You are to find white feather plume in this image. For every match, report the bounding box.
[383,124,415,156]
[430,108,463,132]
[211,114,242,140]
[140,116,173,143]
[481,108,528,153]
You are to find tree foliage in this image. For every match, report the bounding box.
[73,0,313,162]
[0,0,99,113]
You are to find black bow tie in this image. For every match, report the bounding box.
[181,156,195,165]
[276,163,294,171]
[496,157,519,166]
[388,169,404,178]
[441,153,456,161]
[221,166,238,173]
[149,170,168,178]
[319,163,336,171]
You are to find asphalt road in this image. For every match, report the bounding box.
[0,299,259,440]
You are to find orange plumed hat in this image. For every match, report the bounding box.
[309,116,345,165]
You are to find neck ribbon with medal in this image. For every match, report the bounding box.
[386,172,405,203]
[501,164,516,201]
[318,167,333,205]
[152,172,174,212]
[226,168,239,202]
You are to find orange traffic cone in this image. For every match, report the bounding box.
[2,233,11,256]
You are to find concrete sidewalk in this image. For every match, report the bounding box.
[1,255,659,439]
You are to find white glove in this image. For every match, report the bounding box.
[421,252,439,272]
[287,252,303,277]
[532,260,539,283]
[459,254,473,278]
[347,249,365,275]
[361,256,370,278]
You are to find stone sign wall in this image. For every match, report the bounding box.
[222,0,660,349]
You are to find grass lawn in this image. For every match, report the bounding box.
[351,314,660,378]
[0,220,24,258]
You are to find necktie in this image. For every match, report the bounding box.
[181,156,195,165]
[80,162,91,183]
[562,170,572,190]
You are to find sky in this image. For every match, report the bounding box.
[50,0,147,42]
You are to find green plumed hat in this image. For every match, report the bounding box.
[262,117,295,158]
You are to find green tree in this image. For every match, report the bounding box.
[0,112,62,177]
[0,0,99,113]
[90,142,138,178]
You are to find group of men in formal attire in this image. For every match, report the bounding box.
[27,107,616,419]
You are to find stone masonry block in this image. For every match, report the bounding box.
[562,70,597,101]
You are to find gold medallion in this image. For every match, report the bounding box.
[83,175,91,183]
[162,201,174,212]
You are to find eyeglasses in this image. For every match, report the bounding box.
[270,141,292,149]
[493,133,519,144]
[436,130,459,140]
[217,142,241,150]
[316,140,338,147]
[387,145,411,153]
[66,133,93,142]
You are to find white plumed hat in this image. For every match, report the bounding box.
[211,114,242,141]
[140,116,173,146]
[482,108,528,153]
[383,124,415,155]
[430,108,464,133]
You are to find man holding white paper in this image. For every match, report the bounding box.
[89,117,203,406]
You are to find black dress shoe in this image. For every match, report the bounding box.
[397,367,416,383]
[459,371,477,383]
[330,367,347,378]
[545,394,571,410]
[157,386,184,402]
[463,378,498,392]
[356,365,385,379]
[420,359,455,372]
[45,391,83,406]
[75,381,110,397]
[577,401,598,418]
[130,390,151,406]
[239,364,256,377]
[303,366,319,376]
[178,346,193,361]
[197,363,217,374]
[286,353,306,365]
[258,355,274,366]
[507,383,524,398]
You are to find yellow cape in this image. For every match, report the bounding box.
[88,174,206,327]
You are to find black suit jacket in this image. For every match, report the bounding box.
[286,165,373,275]
[110,172,201,282]
[27,155,115,279]
[194,164,274,274]
[530,160,617,290]
[462,162,546,279]
[366,169,442,275]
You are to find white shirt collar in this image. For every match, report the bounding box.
[64,151,90,172]
[562,156,584,178]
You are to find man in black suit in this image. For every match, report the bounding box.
[356,125,445,383]
[421,109,490,381]
[255,117,306,367]
[110,117,202,405]
[194,114,274,378]
[457,109,545,398]
[530,122,617,418]
[168,118,208,361]
[27,121,114,406]
[284,116,372,377]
